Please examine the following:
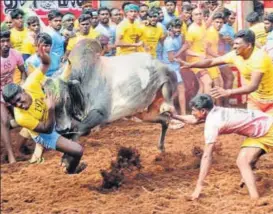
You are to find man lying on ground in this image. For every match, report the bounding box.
[2,39,86,174]
[172,94,273,200]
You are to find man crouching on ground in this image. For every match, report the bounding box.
[172,94,273,200]
[2,39,86,174]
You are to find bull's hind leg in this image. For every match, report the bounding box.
[135,91,171,152]
[136,110,170,152]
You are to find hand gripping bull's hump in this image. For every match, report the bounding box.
[45,39,177,152]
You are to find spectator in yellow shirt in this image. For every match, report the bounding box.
[180,4,193,38]
[246,12,268,48]
[115,4,144,55]
[10,9,28,83]
[22,16,41,61]
[186,8,212,94]
[205,12,224,106]
[140,9,165,58]
[63,14,100,61]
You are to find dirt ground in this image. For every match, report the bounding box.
[1,120,273,214]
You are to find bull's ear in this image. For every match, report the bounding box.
[60,60,72,82]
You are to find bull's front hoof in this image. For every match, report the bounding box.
[158,146,165,153]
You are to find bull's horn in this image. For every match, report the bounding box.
[60,59,72,82]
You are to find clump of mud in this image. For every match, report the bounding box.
[100,147,142,191]
[192,146,203,158]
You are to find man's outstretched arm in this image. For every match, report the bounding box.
[180,56,227,69]
[191,143,215,200]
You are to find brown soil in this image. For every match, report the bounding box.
[1,120,273,214]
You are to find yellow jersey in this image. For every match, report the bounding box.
[116,19,143,55]
[21,33,36,56]
[10,28,28,52]
[186,22,206,73]
[221,48,273,100]
[14,69,47,137]
[206,26,221,79]
[140,25,164,57]
[66,30,100,51]
[250,23,268,47]
[181,21,188,38]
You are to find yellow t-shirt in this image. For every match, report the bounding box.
[221,48,273,100]
[21,34,36,56]
[140,25,164,57]
[186,22,206,73]
[206,26,220,79]
[181,21,188,38]
[10,28,29,52]
[10,28,28,83]
[14,69,47,137]
[250,23,268,47]
[74,19,79,31]
[66,30,100,51]
[116,19,143,55]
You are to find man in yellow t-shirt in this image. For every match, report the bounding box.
[10,9,28,83]
[115,4,144,55]
[186,8,212,94]
[181,29,273,115]
[64,14,100,61]
[246,12,268,48]
[180,4,192,39]
[3,42,86,174]
[22,16,41,61]
[140,9,165,58]
[205,13,224,105]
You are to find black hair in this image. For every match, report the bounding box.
[27,16,40,26]
[36,32,52,45]
[203,9,210,17]
[0,30,11,39]
[212,12,224,20]
[78,14,91,23]
[48,10,63,21]
[189,94,214,110]
[10,9,24,19]
[139,3,149,9]
[63,12,75,17]
[82,8,93,17]
[164,0,177,6]
[167,18,182,29]
[122,2,132,11]
[223,8,231,19]
[234,29,255,47]
[147,9,159,17]
[150,6,162,13]
[182,4,192,12]
[98,6,110,15]
[246,11,259,23]
[264,12,273,23]
[2,83,22,104]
